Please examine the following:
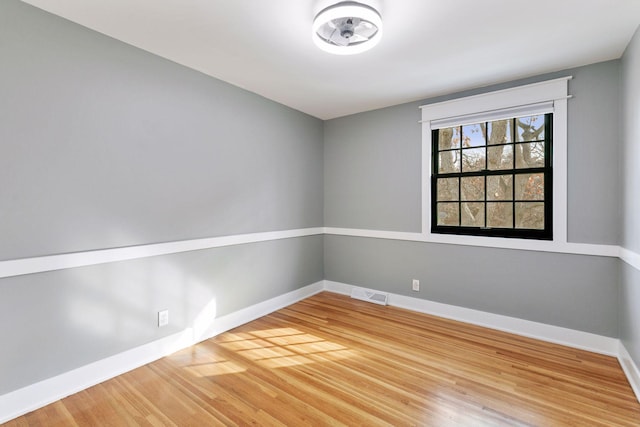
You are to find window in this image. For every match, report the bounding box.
[420,77,570,246]
[432,114,553,239]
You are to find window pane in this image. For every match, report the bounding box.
[487,175,513,200]
[437,202,459,226]
[462,124,485,147]
[515,142,545,168]
[515,202,545,229]
[438,127,460,150]
[437,178,459,201]
[462,147,485,172]
[488,119,511,145]
[487,202,513,228]
[439,150,460,173]
[487,145,513,170]
[515,173,544,200]
[461,202,484,227]
[461,176,484,201]
[431,112,551,239]
[516,115,544,142]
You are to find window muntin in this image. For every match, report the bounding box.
[431,114,553,240]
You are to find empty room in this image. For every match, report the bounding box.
[2,0,640,425]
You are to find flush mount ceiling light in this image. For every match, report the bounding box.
[312,2,383,55]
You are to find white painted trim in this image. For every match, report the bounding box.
[420,77,571,250]
[195,281,324,341]
[0,281,324,424]
[0,227,621,281]
[419,77,572,118]
[329,281,639,401]
[620,247,640,272]
[324,280,355,295]
[2,279,637,424]
[552,97,569,243]
[0,329,193,425]
[421,116,433,235]
[619,342,640,403]
[324,227,424,242]
[323,227,619,257]
[429,101,555,130]
[389,292,618,356]
[0,227,324,279]
[324,281,619,356]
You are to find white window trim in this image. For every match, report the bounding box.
[420,77,571,251]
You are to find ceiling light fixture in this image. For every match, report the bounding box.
[312,2,383,55]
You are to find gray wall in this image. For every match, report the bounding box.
[324,61,622,336]
[0,1,324,394]
[325,235,618,336]
[0,236,324,395]
[1,0,323,260]
[324,101,422,231]
[325,61,621,244]
[621,26,640,254]
[620,26,640,365]
[1,0,636,404]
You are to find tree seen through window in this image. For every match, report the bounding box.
[432,114,552,239]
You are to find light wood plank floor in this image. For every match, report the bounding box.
[6,292,640,426]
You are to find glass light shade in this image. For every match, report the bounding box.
[312,2,383,55]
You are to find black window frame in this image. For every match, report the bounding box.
[431,114,553,240]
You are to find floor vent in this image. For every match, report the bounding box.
[350,287,389,306]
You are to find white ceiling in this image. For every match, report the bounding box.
[20,0,640,120]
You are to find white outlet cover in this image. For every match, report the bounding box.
[412,280,420,291]
[158,309,169,327]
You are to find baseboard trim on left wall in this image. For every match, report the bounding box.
[0,281,325,424]
[3,280,639,423]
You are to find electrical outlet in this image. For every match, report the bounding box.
[158,309,169,327]
[412,279,420,292]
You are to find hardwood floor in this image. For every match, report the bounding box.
[6,292,640,426]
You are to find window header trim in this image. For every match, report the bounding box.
[429,100,554,130]
[420,76,571,126]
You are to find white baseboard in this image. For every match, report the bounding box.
[0,329,192,424]
[1,279,635,424]
[195,281,324,341]
[0,281,324,424]
[324,280,619,356]
[324,280,356,296]
[619,342,640,403]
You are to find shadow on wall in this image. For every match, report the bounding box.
[0,234,322,396]
[65,255,220,352]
